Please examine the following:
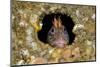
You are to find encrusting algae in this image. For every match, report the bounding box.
[11,0,96,65]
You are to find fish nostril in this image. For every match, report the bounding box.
[51,28,54,32]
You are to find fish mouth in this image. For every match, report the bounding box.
[53,40,67,48]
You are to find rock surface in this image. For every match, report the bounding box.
[11,0,96,65]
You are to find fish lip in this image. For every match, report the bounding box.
[54,42,66,48]
[54,40,66,44]
[51,39,67,47]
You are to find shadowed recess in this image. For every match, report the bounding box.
[38,13,75,45]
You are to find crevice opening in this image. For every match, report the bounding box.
[38,13,75,45]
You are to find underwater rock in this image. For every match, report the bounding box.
[85,45,94,56]
[76,10,80,17]
[72,47,80,58]
[50,7,57,11]
[62,48,72,59]
[86,40,93,46]
[82,17,89,22]
[49,48,63,62]
[73,24,85,32]
[29,57,47,64]
[19,20,28,27]
[29,14,42,32]
[30,14,38,23]
[91,13,95,20]
[26,27,33,35]
[31,42,39,50]
[12,1,96,64]
[19,48,30,58]
[17,60,25,65]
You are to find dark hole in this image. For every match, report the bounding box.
[51,28,54,32]
[71,55,75,57]
[38,13,75,45]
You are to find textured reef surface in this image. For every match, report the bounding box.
[11,0,96,65]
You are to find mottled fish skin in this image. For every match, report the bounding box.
[47,17,69,48]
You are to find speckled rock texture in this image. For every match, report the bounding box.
[11,0,96,66]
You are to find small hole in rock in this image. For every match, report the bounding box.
[38,13,75,45]
[71,55,75,57]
